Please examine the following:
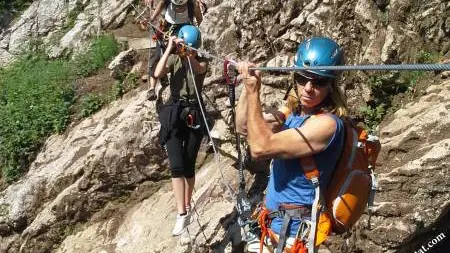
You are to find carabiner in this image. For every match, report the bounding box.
[223,59,238,86]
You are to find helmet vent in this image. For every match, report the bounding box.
[304,60,311,66]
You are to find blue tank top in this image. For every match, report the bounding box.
[265,113,344,237]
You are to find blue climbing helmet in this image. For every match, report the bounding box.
[294,37,343,79]
[177,25,201,49]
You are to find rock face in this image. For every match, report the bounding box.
[0,0,134,66]
[0,0,449,253]
[324,80,450,253]
[233,0,449,110]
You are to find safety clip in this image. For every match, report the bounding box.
[186,114,200,129]
[223,59,238,86]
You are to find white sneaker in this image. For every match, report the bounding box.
[180,229,191,246]
[172,213,191,236]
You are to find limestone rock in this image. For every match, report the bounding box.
[0,0,135,66]
[108,48,138,79]
[1,0,450,252]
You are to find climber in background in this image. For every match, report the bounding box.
[153,25,209,235]
[143,0,203,101]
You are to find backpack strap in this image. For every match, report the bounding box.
[297,114,328,253]
[300,157,321,253]
[366,134,381,228]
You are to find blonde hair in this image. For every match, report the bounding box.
[285,87,300,113]
[328,83,348,117]
[285,75,348,117]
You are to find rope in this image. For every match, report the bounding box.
[249,64,450,72]
[190,189,208,241]
[146,22,450,73]
[186,57,236,199]
[186,57,219,159]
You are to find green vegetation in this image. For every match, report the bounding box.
[72,35,120,77]
[79,72,139,118]
[415,50,439,64]
[360,49,437,131]
[62,1,87,32]
[360,71,432,131]
[0,203,9,216]
[0,0,34,13]
[0,34,120,182]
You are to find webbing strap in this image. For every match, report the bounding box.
[276,212,292,253]
[268,208,311,220]
[367,167,377,229]
[307,182,320,253]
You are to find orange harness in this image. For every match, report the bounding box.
[256,206,308,253]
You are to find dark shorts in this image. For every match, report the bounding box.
[158,100,206,178]
[165,125,203,178]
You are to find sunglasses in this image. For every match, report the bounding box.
[293,72,333,88]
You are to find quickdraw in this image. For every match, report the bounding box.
[223,59,238,86]
[224,59,252,235]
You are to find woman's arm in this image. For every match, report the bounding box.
[154,36,176,78]
[194,1,203,25]
[149,0,165,21]
[238,62,337,160]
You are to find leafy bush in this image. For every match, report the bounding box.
[360,104,386,132]
[0,55,74,181]
[79,94,105,118]
[72,35,120,77]
[361,63,432,131]
[415,50,439,64]
[0,34,120,182]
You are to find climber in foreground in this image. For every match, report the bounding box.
[143,0,203,100]
[153,25,208,236]
[236,37,348,252]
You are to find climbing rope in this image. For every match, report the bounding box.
[186,57,219,159]
[248,64,450,72]
[146,22,450,72]
[186,57,237,200]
